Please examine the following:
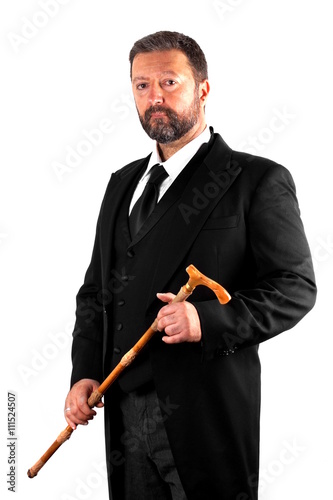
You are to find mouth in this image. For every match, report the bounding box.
[146,106,171,120]
[150,111,167,118]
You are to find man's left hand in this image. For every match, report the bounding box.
[156,293,202,343]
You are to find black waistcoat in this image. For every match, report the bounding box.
[107,158,156,392]
[106,140,211,392]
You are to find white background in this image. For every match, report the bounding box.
[1,1,332,499]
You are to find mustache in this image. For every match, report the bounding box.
[144,106,176,121]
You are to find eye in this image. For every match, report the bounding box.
[136,83,147,90]
[164,79,176,86]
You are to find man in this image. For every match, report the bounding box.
[64,31,316,499]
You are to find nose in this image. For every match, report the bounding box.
[148,82,164,105]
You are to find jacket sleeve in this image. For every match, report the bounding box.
[69,183,111,387]
[196,164,317,360]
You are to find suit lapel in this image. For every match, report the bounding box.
[144,133,242,307]
[128,141,210,248]
[100,156,149,277]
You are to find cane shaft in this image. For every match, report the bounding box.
[27,265,230,478]
[88,285,192,402]
[27,283,192,478]
[27,426,73,478]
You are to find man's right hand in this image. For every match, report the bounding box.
[64,378,104,430]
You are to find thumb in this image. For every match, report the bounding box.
[91,384,104,408]
[91,393,104,408]
[156,292,175,304]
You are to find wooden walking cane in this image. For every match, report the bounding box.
[27,264,231,478]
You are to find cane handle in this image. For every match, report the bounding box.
[185,264,231,304]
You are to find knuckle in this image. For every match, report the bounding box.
[159,318,167,330]
[164,327,171,335]
[71,407,79,417]
[165,324,174,335]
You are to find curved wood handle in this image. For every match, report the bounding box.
[186,264,231,304]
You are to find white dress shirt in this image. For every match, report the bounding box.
[129,126,211,214]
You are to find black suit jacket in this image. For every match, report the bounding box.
[71,130,316,499]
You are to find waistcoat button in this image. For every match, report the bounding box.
[118,299,125,306]
[113,347,121,354]
[116,323,123,331]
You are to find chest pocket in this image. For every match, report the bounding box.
[201,214,239,230]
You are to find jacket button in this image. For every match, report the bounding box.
[113,347,121,354]
[127,250,135,258]
[116,323,123,331]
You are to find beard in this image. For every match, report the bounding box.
[137,92,201,144]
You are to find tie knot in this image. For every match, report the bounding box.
[147,164,168,187]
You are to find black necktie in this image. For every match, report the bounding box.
[129,163,168,237]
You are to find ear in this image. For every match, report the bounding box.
[199,79,210,107]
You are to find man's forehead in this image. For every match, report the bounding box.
[131,49,192,79]
[132,70,181,83]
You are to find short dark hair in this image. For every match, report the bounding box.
[129,31,208,83]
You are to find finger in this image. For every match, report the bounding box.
[64,406,84,430]
[156,297,180,329]
[156,312,178,332]
[78,394,97,416]
[64,406,94,428]
[65,414,77,430]
[69,392,104,414]
[65,414,90,429]
[162,332,185,344]
[66,396,96,422]
[163,320,182,337]
[64,405,76,430]
[156,292,175,304]
[158,303,186,335]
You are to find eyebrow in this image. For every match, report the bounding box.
[132,70,180,83]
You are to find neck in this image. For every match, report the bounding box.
[157,121,207,162]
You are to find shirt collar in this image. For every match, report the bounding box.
[144,125,212,182]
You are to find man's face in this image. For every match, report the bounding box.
[131,49,207,144]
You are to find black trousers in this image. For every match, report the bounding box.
[118,385,187,500]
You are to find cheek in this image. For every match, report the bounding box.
[165,94,186,114]
[172,89,195,111]
[133,96,146,115]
